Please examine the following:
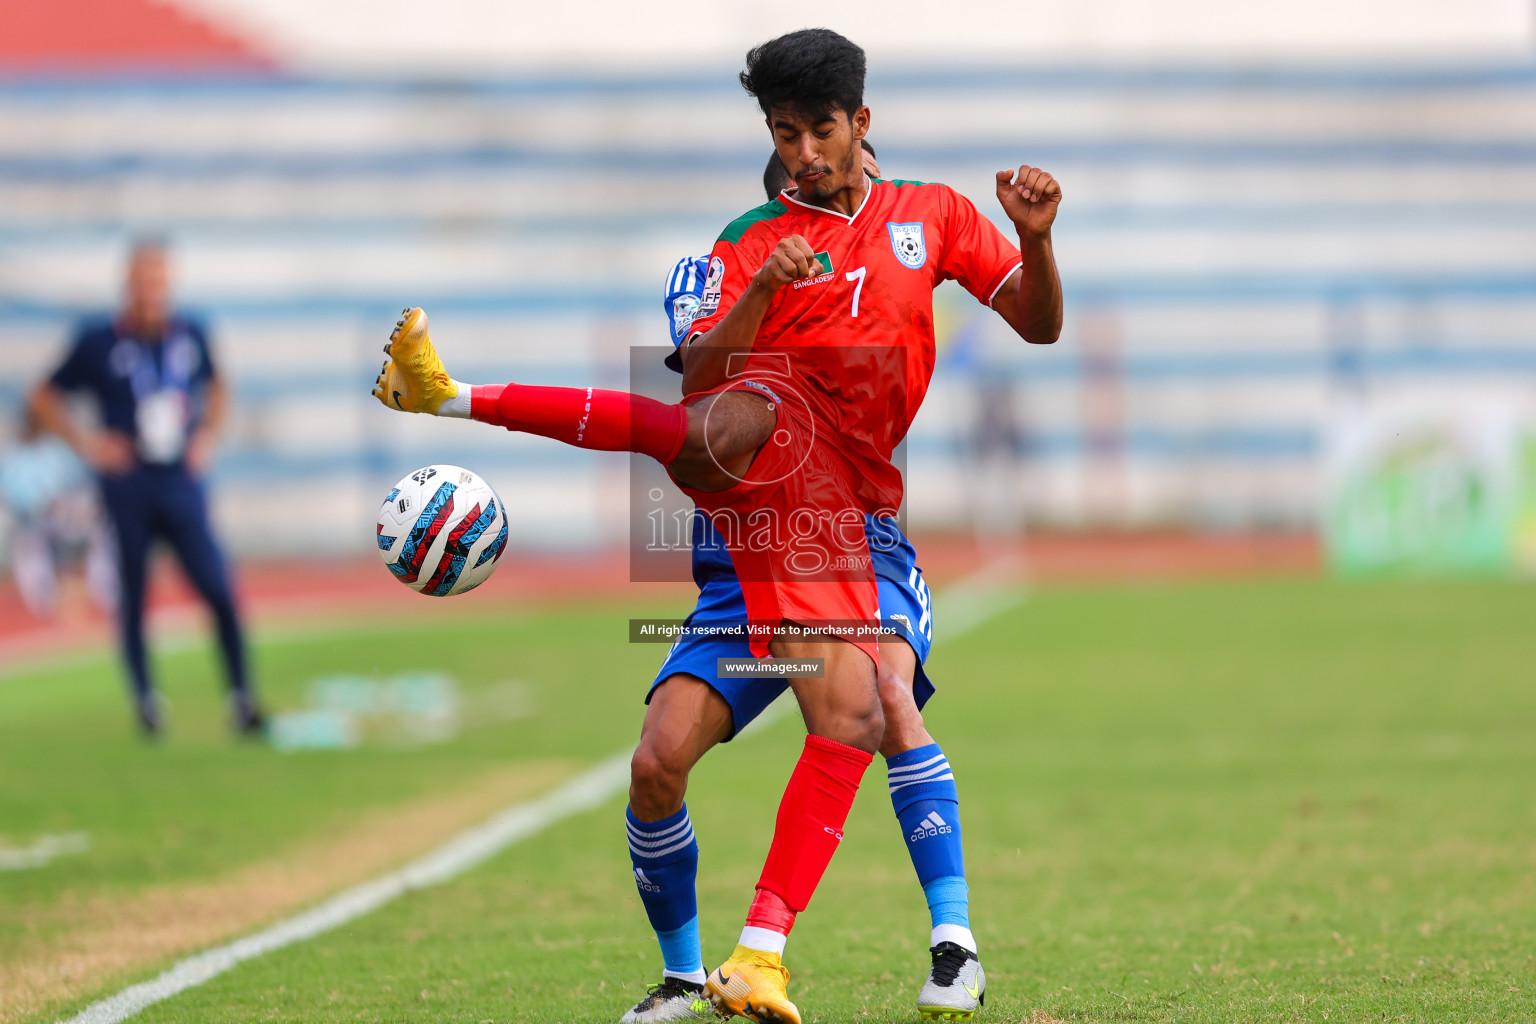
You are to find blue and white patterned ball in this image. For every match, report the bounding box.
[375,464,508,597]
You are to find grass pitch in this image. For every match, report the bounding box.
[6,577,1536,1023]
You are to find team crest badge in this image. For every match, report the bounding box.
[698,256,725,315]
[672,294,700,337]
[887,222,927,269]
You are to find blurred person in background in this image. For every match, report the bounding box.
[26,239,264,738]
[0,407,116,618]
[941,317,1029,559]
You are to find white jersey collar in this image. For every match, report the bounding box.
[778,178,876,226]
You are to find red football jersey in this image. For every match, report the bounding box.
[688,178,1022,511]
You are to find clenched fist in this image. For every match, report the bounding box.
[753,234,826,292]
[995,164,1061,239]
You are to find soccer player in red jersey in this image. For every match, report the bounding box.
[374,28,1061,1023]
[617,147,985,1024]
[686,32,1060,1020]
[681,56,1060,520]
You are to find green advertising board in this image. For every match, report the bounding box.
[1324,410,1536,576]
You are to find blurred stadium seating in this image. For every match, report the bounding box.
[6,9,1535,1022]
[2,11,1535,559]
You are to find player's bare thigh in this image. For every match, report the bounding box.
[875,635,936,759]
[630,674,735,820]
[774,626,884,753]
[668,390,776,492]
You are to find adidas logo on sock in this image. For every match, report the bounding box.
[909,811,952,842]
[633,867,662,892]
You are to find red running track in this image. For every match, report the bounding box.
[0,531,1318,668]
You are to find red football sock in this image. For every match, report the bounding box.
[746,888,797,935]
[747,735,873,937]
[470,383,689,464]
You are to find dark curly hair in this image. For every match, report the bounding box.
[739,29,866,122]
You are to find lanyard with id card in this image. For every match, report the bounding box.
[130,335,197,465]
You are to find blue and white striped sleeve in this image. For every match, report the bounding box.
[662,254,711,373]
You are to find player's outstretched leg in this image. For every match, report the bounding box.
[877,645,985,1020]
[372,307,757,474]
[373,305,690,461]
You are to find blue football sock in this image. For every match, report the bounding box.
[923,876,971,931]
[887,743,976,950]
[626,804,704,979]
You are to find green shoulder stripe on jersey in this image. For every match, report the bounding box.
[717,199,789,245]
[874,177,934,189]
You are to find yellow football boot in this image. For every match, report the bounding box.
[372,306,459,414]
[705,945,800,1024]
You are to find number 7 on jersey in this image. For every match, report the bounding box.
[846,266,867,318]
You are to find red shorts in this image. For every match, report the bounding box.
[672,374,880,666]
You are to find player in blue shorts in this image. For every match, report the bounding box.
[620,144,985,1023]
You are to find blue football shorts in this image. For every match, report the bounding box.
[648,548,936,741]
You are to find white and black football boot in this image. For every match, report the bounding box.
[619,976,712,1023]
[917,941,986,1020]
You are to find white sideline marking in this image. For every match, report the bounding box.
[60,696,803,1024]
[0,832,91,871]
[933,560,1028,644]
[58,751,634,1024]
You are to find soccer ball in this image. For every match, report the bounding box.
[375,464,509,596]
